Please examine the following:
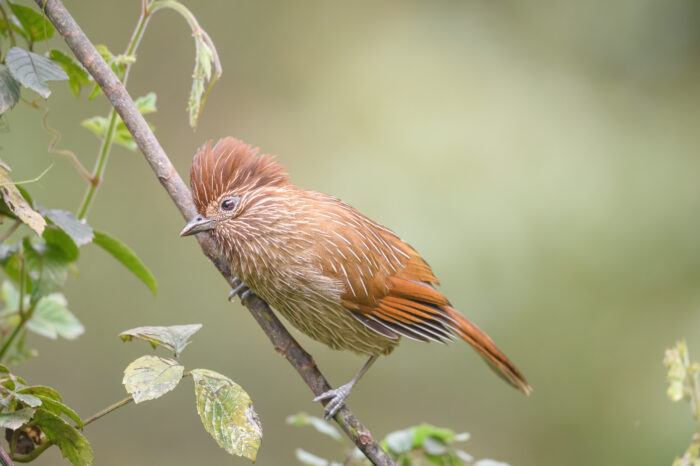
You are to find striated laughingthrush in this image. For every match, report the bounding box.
[180,138,531,418]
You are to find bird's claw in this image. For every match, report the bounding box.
[228,278,251,304]
[313,383,352,420]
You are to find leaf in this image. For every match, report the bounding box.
[119,324,202,357]
[286,412,342,442]
[1,280,20,312]
[40,208,93,247]
[413,424,457,448]
[295,449,341,466]
[42,226,79,262]
[0,407,33,429]
[135,92,157,114]
[48,50,90,97]
[188,33,220,128]
[0,161,46,235]
[122,355,184,403]
[33,409,93,466]
[191,368,262,461]
[82,93,156,150]
[474,461,510,466]
[13,392,41,407]
[384,428,414,455]
[17,385,61,401]
[5,47,68,98]
[24,238,71,302]
[92,231,156,295]
[33,395,83,428]
[8,3,54,42]
[0,65,21,115]
[26,293,84,340]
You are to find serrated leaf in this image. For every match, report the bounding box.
[81,116,137,150]
[188,32,220,128]
[8,3,54,42]
[286,412,342,442]
[119,324,202,357]
[0,161,45,235]
[92,231,156,295]
[0,65,21,115]
[48,50,90,97]
[5,47,68,98]
[123,355,183,403]
[191,368,262,461]
[26,292,84,340]
[0,407,33,429]
[40,208,93,247]
[33,409,93,466]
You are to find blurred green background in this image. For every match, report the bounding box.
[4,0,700,464]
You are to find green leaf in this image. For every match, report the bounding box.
[48,50,90,97]
[188,33,220,128]
[40,208,93,247]
[0,407,33,429]
[26,292,84,340]
[82,93,156,150]
[286,412,342,442]
[0,160,46,235]
[33,409,93,466]
[191,368,262,461]
[8,3,54,42]
[18,385,61,401]
[1,280,20,312]
[119,324,202,357]
[5,47,68,98]
[0,65,21,115]
[92,231,156,295]
[33,395,83,428]
[413,424,457,448]
[42,226,79,262]
[135,92,157,114]
[24,237,72,302]
[122,355,184,404]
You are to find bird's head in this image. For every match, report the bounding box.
[180,137,291,238]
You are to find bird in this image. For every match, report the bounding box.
[180,137,531,418]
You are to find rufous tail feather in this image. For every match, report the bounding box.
[444,306,532,395]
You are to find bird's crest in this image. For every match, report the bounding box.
[190,137,289,211]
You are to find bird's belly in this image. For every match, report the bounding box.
[271,298,398,356]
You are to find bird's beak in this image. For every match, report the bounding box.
[180,215,215,237]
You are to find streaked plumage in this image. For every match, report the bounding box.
[188,137,531,396]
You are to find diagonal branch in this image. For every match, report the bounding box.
[34,0,394,464]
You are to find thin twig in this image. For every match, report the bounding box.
[35,0,394,463]
[82,395,134,427]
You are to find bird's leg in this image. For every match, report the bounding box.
[313,355,377,419]
[228,276,252,304]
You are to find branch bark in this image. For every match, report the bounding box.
[34,1,394,464]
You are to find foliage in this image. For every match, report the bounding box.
[287,413,509,466]
[665,341,700,466]
[0,0,226,464]
[121,325,262,461]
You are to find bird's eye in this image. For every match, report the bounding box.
[220,197,239,212]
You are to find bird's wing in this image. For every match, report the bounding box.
[309,194,532,395]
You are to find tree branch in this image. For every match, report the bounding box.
[35,1,394,464]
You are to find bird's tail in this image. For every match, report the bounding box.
[444,306,532,396]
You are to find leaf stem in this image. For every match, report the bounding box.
[10,439,51,463]
[0,260,35,364]
[0,221,20,244]
[0,1,16,48]
[76,3,153,219]
[81,395,133,427]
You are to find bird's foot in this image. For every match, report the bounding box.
[228,278,252,304]
[313,382,354,420]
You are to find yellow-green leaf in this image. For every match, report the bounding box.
[123,355,184,403]
[191,368,262,461]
